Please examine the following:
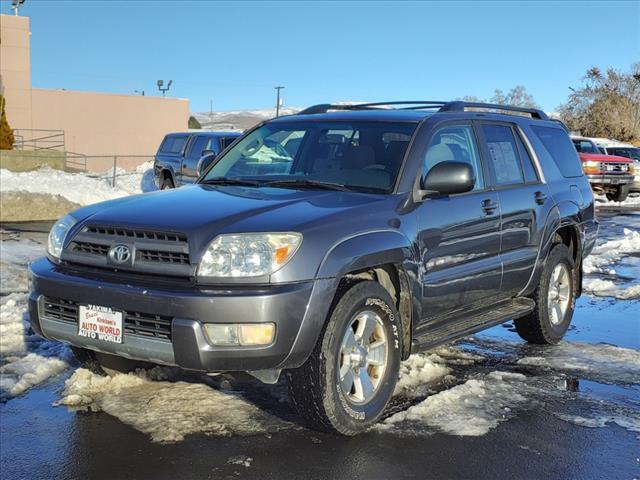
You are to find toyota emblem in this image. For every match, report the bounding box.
[108,244,131,264]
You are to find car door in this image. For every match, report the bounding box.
[416,122,502,328]
[181,135,209,183]
[477,121,552,298]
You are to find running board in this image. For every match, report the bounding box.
[411,297,535,353]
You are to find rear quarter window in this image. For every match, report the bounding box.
[160,135,188,154]
[531,126,583,178]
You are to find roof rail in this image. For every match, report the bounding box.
[296,101,550,120]
[438,101,549,120]
[298,101,447,115]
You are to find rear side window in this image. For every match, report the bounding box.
[532,126,583,178]
[514,131,539,183]
[161,135,188,154]
[481,124,524,186]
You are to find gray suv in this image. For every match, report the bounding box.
[29,101,598,435]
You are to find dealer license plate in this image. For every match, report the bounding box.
[78,304,123,344]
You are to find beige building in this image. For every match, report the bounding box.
[0,14,189,157]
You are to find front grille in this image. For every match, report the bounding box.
[605,163,629,173]
[71,242,110,256]
[138,249,190,265]
[41,296,173,341]
[65,225,192,273]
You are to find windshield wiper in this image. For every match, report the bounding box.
[263,179,352,192]
[200,177,263,187]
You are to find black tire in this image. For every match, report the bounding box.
[70,346,154,376]
[514,244,576,344]
[161,177,175,190]
[285,281,402,435]
[605,185,629,202]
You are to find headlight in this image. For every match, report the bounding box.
[197,233,302,278]
[583,160,601,169]
[47,214,77,259]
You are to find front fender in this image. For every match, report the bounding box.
[316,230,414,280]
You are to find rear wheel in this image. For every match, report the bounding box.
[285,281,402,435]
[514,244,576,344]
[606,185,629,202]
[70,346,154,376]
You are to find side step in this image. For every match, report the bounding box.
[411,297,535,353]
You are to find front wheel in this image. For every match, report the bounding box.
[606,185,630,202]
[285,281,402,435]
[514,244,576,344]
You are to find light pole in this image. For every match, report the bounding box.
[11,0,25,15]
[274,86,284,117]
[157,80,172,97]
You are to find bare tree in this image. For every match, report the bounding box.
[458,86,540,108]
[558,64,640,143]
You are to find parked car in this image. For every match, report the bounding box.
[154,131,241,188]
[29,101,598,435]
[571,136,635,201]
[597,145,640,193]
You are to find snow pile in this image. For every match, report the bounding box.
[0,162,157,213]
[55,368,293,443]
[0,233,44,294]
[595,193,640,208]
[583,228,640,274]
[582,227,640,299]
[517,342,640,384]
[396,354,452,393]
[0,294,71,400]
[382,371,536,436]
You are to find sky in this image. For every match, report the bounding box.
[1,0,638,113]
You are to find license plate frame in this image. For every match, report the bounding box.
[78,304,124,344]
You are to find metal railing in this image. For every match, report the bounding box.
[12,129,66,151]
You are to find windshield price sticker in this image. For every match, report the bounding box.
[78,305,123,344]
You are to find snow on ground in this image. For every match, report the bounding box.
[595,192,640,208]
[55,367,294,443]
[0,293,72,401]
[382,371,537,436]
[0,161,156,208]
[517,342,640,385]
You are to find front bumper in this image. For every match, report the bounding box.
[28,258,334,372]
[585,174,634,186]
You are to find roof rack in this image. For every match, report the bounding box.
[439,101,549,120]
[297,101,549,120]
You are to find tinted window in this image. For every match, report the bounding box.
[161,135,188,154]
[188,136,208,158]
[424,124,484,191]
[481,124,524,186]
[572,139,599,154]
[532,126,583,178]
[220,136,238,150]
[514,131,539,183]
[609,147,640,161]
[203,122,417,193]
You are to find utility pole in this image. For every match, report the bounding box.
[274,86,284,117]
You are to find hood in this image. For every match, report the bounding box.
[73,184,390,249]
[579,152,632,163]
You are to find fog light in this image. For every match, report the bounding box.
[203,323,275,346]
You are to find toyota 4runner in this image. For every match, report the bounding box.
[29,101,598,435]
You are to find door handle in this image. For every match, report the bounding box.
[481,199,498,215]
[534,191,548,205]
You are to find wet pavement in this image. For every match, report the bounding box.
[1,207,639,480]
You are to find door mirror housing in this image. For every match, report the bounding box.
[201,149,215,157]
[420,161,475,197]
[197,153,217,176]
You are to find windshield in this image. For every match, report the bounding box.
[572,139,600,154]
[609,147,640,161]
[201,121,417,192]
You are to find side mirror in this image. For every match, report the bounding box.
[196,153,217,176]
[201,149,215,157]
[421,161,475,196]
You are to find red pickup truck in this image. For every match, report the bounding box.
[571,136,635,202]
